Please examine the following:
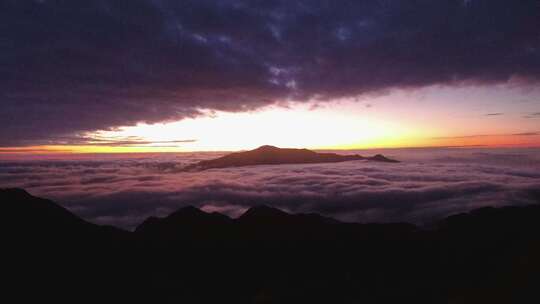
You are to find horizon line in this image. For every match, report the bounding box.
[1,143,540,157]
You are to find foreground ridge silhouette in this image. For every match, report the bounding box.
[183,145,399,171]
[3,188,540,304]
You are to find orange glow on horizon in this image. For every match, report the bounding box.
[1,101,539,156]
[2,137,539,158]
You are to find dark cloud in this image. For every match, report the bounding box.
[512,132,539,136]
[40,136,197,147]
[523,112,540,118]
[1,0,540,145]
[0,149,72,153]
[485,113,503,116]
[1,148,539,229]
[433,132,540,140]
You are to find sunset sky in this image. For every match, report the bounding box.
[1,0,540,154]
[4,3,540,301]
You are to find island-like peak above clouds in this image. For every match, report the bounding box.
[183,146,399,171]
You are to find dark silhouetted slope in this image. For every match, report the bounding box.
[3,188,540,304]
[183,145,399,171]
[4,188,85,224]
[136,205,233,240]
[1,188,137,303]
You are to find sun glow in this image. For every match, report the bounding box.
[85,104,421,152]
[4,88,540,156]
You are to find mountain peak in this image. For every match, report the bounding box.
[135,206,232,236]
[1,187,96,235]
[254,145,280,151]
[183,146,399,171]
[239,205,289,220]
[168,205,206,218]
[367,154,400,163]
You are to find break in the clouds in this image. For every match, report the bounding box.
[1,0,540,145]
[1,148,539,229]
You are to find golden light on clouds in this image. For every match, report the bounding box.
[2,93,539,156]
[86,104,421,152]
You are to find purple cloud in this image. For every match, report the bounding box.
[1,1,540,145]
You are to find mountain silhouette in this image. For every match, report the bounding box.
[3,188,115,238]
[3,188,540,304]
[136,206,233,240]
[183,145,399,171]
[238,204,291,221]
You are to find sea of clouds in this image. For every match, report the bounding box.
[2,147,540,230]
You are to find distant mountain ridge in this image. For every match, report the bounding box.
[183,145,399,171]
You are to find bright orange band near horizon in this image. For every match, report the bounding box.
[2,104,539,156]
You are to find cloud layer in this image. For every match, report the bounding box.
[2,148,540,229]
[2,0,540,145]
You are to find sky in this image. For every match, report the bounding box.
[1,0,540,153]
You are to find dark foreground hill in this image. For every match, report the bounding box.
[2,188,540,304]
[183,145,399,171]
